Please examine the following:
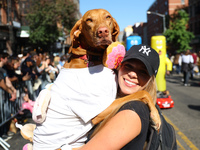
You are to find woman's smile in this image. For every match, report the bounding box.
[124,78,137,87]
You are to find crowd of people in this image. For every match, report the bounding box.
[0,49,67,139]
[170,50,200,86]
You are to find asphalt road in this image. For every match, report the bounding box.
[1,73,200,150]
[162,73,200,150]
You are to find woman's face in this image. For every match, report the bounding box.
[118,59,151,96]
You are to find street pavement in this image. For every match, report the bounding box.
[163,73,200,150]
[1,73,200,150]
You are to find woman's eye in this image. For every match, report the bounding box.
[124,64,133,70]
[140,70,148,75]
[86,18,92,22]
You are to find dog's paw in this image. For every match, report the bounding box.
[103,42,125,69]
[20,123,36,142]
[150,110,161,130]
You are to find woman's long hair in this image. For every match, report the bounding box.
[91,75,157,138]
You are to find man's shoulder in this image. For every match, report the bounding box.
[0,67,6,73]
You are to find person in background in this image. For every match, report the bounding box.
[21,56,38,100]
[0,52,16,139]
[191,51,198,79]
[0,52,16,101]
[181,50,194,86]
[173,52,182,74]
[20,49,30,66]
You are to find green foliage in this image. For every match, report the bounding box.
[164,10,194,53]
[26,0,78,47]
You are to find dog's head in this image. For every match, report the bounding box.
[69,9,120,54]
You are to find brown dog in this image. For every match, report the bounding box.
[64,9,119,68]
[64,9,161,130]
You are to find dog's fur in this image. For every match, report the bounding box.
[63,9,161,129]
[64,9,119,68]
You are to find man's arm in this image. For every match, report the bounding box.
[5,77,17,101]
[0,79,12,93]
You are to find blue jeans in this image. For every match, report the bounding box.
[183,71,190,84]
[175,64,181,74]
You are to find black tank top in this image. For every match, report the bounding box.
[87,101,150,150]
[120,101,150,150]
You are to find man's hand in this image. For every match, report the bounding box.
[10,91,16,101]
[166,70,170,75]
[22,73,31,81]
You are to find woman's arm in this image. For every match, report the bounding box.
[80,109,141,150]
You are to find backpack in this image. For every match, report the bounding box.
[145,105,177,150]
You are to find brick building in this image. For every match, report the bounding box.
[0,0,21,55]
[0,0,81,55]
[147,0,188,46]
[189,0,200,52]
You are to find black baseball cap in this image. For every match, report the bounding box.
[122,44,160,76]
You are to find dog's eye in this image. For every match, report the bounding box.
[86,18,93,22]
[106,15,111,19]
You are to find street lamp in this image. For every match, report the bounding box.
[147,11,166,33]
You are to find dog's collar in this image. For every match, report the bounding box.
[79,45,105,56]
[72,54,89,64]
[72,53,102,67]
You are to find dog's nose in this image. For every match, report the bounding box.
[97,27,109,38]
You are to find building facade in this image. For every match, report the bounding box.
[132,22,148,45]
[146,0,188,46]
[0,0,81,55]
[0,0,21,55]
[189,0,200,52]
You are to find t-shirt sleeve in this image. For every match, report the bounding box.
[0,68,7,80]
[0,71,4,80]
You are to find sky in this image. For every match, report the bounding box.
[79,0,155,32]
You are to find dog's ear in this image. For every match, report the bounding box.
[112,18,120,42]
[70,19,82,50]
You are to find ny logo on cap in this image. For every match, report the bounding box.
[138,46,151,56]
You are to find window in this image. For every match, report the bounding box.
[181,0,185,5]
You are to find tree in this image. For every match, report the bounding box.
[26,0,78,49]
[164,9,194,53]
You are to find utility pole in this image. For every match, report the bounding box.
[147,11,166,33]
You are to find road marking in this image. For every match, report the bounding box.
[163,115,199,150]
[177,140,185,150]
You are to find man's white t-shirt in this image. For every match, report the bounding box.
[33,64,117,149]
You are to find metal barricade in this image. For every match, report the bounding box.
[0,83,23,150]
[0,77,42,149]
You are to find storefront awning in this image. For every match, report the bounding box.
[17,26,30,38]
